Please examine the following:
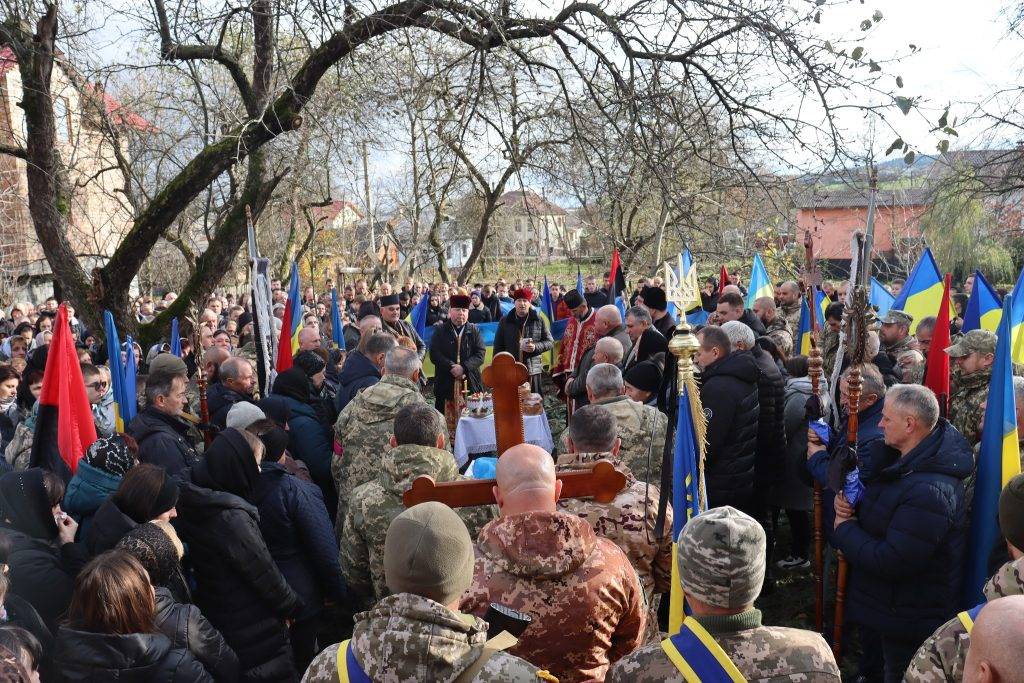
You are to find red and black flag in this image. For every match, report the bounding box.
[719,265,729,294]
[30,303,97,481]
[924,273,953,418]
[607,248,627,306]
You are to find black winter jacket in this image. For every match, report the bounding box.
[206,384,255,430]
[51,627,212,682]
[175,480,304,682]
[154,587,239,682]
[335,351,381,413]
[4,529,88,633]
[86,498,139,556]
[429,321,487,401]
[492,308,553,376]
[750,346,788,504]
[255,462,347,622]
[699,351,760,512]
[127,407,198,477]
[831,419,973,640]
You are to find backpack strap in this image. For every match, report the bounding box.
[453,631,517,683]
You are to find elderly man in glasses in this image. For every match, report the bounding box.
[82,363,115,436]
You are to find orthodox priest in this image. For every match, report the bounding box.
[428,294,486,420]
[551,289,599,413]
[378,293,425,360]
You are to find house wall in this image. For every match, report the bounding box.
[796,204,927,258]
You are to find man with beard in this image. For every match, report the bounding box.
[378,293,425,360]
[493,287,553,395]
[428,294,486,415]
[552,289,599,412]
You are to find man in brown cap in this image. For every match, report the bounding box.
[461,443,645,682]
[304,502,548,682]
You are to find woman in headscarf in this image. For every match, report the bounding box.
[175,429,303,682]
[2,370,42,470]
[117,522,239,682]
[0,469,86,632]
[86,463,178,556]
[271,367,335,516]
[63,435,137,540]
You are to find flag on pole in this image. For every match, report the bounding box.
[669,382,705,633]
[608,249,627,306]
[541,276,555,321]
[870,278,896,318]
[330,288,346,350]
[275,262,304,372]
[962,270,1003,333]
[576,265,584,297]
[719,265,729,294]
[123,336,138,426]
[924,274,952,417]
[169,317,181,357]
[1010,266,1024,364]
[745,253,774,308]
[890,248,947,333]
[796,297,814,356]
[103,311,131,433]
[409,291,430,338]
[30,304,97,479]
[964,294,1022,604]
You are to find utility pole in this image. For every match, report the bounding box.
[362,141,375,261]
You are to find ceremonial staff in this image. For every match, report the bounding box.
[803,231,826,633]
[186,307,214,447]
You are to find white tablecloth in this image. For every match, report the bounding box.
[453,411,554,467]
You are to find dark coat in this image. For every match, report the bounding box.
[51,627,212,682]
[481,294,500,321]
[342,325,361,353]
[624,327,668,372]
[750,346,787,505]
[255,462,347,622]
[63,460,122,541]
[206,383,254,430]
[126,407,199,477]
[86,498,139,556]
[426,306,447,327]
[739,309,767,336]
[277,396,334,500]
[699,351,760,512]
[583,291,607,311]
[567,325,633,408]
[4,530,88,633]
[176,480,303,682]
[3,593,52,653]
[831,419,973,640]
[335,350,381,413]
[492,308,553,376]
[428,321,486,401]
[770,377,817,512]
[154,586,239,682]
[467,307,491,324]
[652,313,675,339]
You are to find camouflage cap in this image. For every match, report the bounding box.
[880,309,914,327]
[678,506,766,609]
[148,352,188,376]
[945,329,997,358]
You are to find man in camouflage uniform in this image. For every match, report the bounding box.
[461,444,645,682]
[607,506,840,682]
[879,309,916,369]
[821,302,843,377]
[303,502,549,682]
[777,281,803,336]
[752,296,794,356]
[556,363,667,485]
[905,472,1024,682]
[333,346,447,534]
[557,405,672,643]
[946,329,997,447]
[341,404,494,611]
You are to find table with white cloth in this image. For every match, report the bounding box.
[453,411,554,470]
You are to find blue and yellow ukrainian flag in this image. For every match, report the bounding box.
[890,248,947,334]
[796,297,814,356]
[102,311,136,433]
[964,294,1022,605]
[870,278,896,318]
[331,288,347,350]
[1009,266,1024,364]
[962,270,1003,333]
[669,382,705,633]
[744,253,773,308]
[275,262,304,372]
[408,291,429,338]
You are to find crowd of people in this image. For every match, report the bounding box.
[0,268,1019,683]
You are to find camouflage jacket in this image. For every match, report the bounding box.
[882,334,917,367]
[821,327,840,378]
[607,609,840,683]
[948,368,990,447]
[460,510,645,683]
[781,302,802,339]
[555,451,673,643]
[340,443,496,610]
[301,593,549,682]
[764,317,794,357]
[904,557,1024,682]
[557,396,668,486]
[332,375,446,529]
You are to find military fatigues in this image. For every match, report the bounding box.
[606,609,840,682]
[332,375,448,532]
[340,444,495,610]
[460,510,646,683]
[555,450,673,643]
[780,302,802,341]
[882,334,917,370]
[301,593,547,682]
[821,326,840,378]
[948,369,990,447]
[764,317,794,357]
[557,395,668,485]
[904,557,1024,682]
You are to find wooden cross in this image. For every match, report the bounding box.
[403,351,628,508]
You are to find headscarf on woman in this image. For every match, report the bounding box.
[0,470,56,541]
[270,367,311,404]
[117,520,190,601]
[190,428,260,504]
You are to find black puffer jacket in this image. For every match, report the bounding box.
[750,346,787,505]
[205,383,254,430]
[175,480,303,682]
[51,627,212,682]
[492,308,553,376]
[86,498,139,556]
[698,351,760,512]
[126,408,198,477]
[832,419,973,641]
[154,587,239,682]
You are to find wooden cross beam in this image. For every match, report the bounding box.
[403,352,627,509]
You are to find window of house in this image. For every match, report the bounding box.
[54,96,71,143]
[462,243,468,257]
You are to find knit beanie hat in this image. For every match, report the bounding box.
[293,350,327,377]
[678,505,766,609]
[1000,473,1024,552]
[83,435,136,477]
[624,360,663,394]
[384,502,475,605]
[148,353,188,376]
[226,402,266,431]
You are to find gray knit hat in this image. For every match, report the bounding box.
[678,505,766,609]
[384,502,475,605]
[148,353,188,376]
[226,402,266,431]
[1000,473,1024,553]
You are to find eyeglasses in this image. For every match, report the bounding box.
[87,381,108,391]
